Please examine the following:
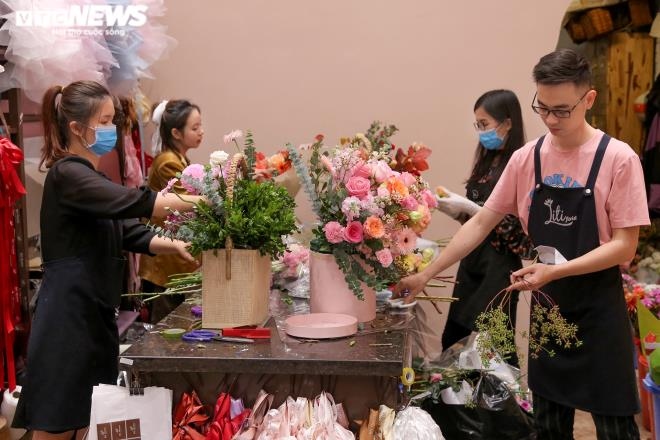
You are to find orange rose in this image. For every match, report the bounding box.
[363,216,385,239]
[384,176,409,198]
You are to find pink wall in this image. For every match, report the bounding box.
[142,2,571,359]
[144,0,570,242]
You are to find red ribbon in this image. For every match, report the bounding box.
[0,137,26,391]
[205,393,250,440]
[172,391,209,440]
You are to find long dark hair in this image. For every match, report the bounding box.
[468,89,525,183]
[41,80,111,169]
[156,100,200,153]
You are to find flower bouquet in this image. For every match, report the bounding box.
[287,121,436,320]
[154,130,297,327]
[622,273,660,341]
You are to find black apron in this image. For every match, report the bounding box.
[448,179,522,329]
[527,134,639,416]
[14,248,126,430]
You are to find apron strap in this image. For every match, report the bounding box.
[533,135,546,191]
[584,134,611,194]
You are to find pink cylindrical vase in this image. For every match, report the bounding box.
[309,251,376,322]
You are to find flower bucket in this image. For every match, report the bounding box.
[309,251,376,323]
[639,354,654,431]
[201,249,271,328]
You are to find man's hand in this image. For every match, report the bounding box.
[392,271,431,304]
[508,263,557,291]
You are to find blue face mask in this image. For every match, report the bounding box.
[478,128,504,150]
[83,124,117,156]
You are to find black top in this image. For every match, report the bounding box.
[40,156,156,262]
[13,156,160,431]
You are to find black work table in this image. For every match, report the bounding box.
[121,292,413,377]
[120,293,413,422]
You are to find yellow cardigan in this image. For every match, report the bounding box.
[139,150,199,287]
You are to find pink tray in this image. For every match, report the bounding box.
[285,313,358,339]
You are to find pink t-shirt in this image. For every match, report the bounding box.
[485,129,650,245]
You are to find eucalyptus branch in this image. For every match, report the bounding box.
[287,142,322,217]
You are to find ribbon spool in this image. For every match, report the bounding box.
[161,328,186,340]
[401,367,415,386]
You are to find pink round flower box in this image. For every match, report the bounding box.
[285,313,358,339]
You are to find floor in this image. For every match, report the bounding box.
[574,410,652,439]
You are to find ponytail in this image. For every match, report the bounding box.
[40,85,68,170]
[39,80,111,169]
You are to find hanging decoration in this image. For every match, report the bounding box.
[0,135,26,392]
[0,0,177,101]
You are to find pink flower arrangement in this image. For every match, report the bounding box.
[287,121,435,298]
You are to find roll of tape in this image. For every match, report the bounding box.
[161,328,186,339]
[401,367,415,386]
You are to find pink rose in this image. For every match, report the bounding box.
[401,195,419,211]
[372,160,394,183]
[430,373,443,383]
[421,189,438,209]
[400,172,416,186]
[345,176,371,199]
[351,163,372,179]
[323,222,345,244]
[343,221,364,243]
[375,249,393,268]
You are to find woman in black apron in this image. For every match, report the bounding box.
[14,81,198,440]
[437,90,532,355]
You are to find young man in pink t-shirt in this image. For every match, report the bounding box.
[395,49,649,438]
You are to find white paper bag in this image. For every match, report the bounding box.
[88,384,173,440]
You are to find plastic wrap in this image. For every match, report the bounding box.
[393,407,445,440]
[414,335,535,440]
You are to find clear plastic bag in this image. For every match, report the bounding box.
[393,407,445,440]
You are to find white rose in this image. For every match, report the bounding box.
[210,150,229,167]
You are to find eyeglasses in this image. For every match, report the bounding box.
[531,90,589,119]
[473,121,501,131]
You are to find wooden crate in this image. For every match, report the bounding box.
[605,32,653,154]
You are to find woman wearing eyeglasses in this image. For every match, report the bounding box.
[434,89,532,354]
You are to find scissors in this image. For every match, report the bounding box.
[182,330,255,343]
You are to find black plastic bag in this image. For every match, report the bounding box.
[422,373,536,440]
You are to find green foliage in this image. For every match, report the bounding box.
[224,180,297,257]
[365,121,399,154]
[475,290,582,366]
[527,304,582,359]
[244,130,257,180]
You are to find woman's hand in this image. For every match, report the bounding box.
[508,263,557,291]
[148,236,198,265]
[392,271,431,304]
[173,240,197,264]
[436,190,480,220]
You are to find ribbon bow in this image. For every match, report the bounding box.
[205,393,250,440]
[173,391,210,440]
